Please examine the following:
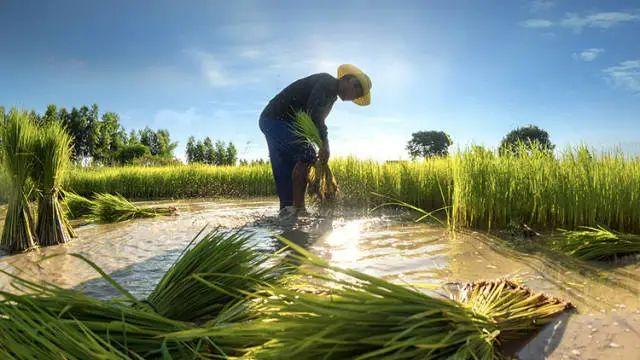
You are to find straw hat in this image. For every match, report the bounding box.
[337,64,372,106]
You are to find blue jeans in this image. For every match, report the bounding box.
[259,116,316,209]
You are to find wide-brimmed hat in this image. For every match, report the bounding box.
[337,64,372,106]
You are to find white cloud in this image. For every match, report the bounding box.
[603,60,640,93]
[521,19,554,28]
[186,49,261,87]
[522,11,639,32]
[529,1,555,13]
[560,11,640,32]
[572,48,604,62]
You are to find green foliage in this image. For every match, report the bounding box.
[406,130,452,158]
[138,127,177,158]
[115,143,150,164]
[186,136,238,165]
[499,125,554,155]
[10,104,177,165]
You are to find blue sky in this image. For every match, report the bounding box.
[1,0,639,160]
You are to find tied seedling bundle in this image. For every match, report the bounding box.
[553,226,640,261]
[292,111,338,204]
[248,237,572,359]
[0,110,38,252]
[33,122,76,246]
[91,193,176,223]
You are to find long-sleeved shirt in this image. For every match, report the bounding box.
[260,73,338,141]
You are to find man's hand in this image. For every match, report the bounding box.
[319,146,330,164]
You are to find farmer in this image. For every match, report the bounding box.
[259,64,372,217]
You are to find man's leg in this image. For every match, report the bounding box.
[292,161,311,209]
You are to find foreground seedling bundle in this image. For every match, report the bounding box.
[0,229,571,359]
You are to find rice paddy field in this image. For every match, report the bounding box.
[65,146,640,232]
[0,199,638,359]
[1,146,639,358]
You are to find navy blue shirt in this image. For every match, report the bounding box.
[260,73,338,141]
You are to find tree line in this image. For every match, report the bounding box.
[186,137,237,165]
[406,125,554,158]
[1,104,240,166]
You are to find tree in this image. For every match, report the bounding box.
[214,140,226,165]
[225,142,237,165]
[499,125,554,154]
[203,137,215,164]
[139,127,177,158]
[406,131,452,158]
[186,136,196,163]
[116,144,150,165]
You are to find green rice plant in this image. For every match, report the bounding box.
[248,238,570,359]
[91,192,176,223]
[552,226,640,261]
[0,299,130,360]
[63,191,95,219]
[292,111,338,204]
[452,144,640,232]
[147,228,288,322]
[64,145,640,233]
[33,121,76,246]
[0,109,38,252]
[0,271,214,358]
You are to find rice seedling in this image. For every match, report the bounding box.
[248,237,571,359]
[63,191,95,219]
[0,299,131,360]
[147,228,288,322]
[0,109,38,252]
[33,121,76,246]
[90,192,176,223]
[552,226,640,261]
[292,111,338,204]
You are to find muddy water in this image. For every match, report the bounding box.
[0,199,638,359]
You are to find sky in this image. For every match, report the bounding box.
[0,0,639,161]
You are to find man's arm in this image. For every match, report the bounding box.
[306,76,337,162]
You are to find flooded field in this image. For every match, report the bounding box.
[0,198,638,359]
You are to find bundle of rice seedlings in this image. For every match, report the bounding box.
[147,229,288,322]
[91,192,176,223]
[0,299,129,360]
[292,111,338,204]
[553,226,640,260]
[63,191,95,219]
[0,110,38,252]
[249,238,571,359]
[33,122,76,246]
[0,269,218,358]
[451,279,572,344]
